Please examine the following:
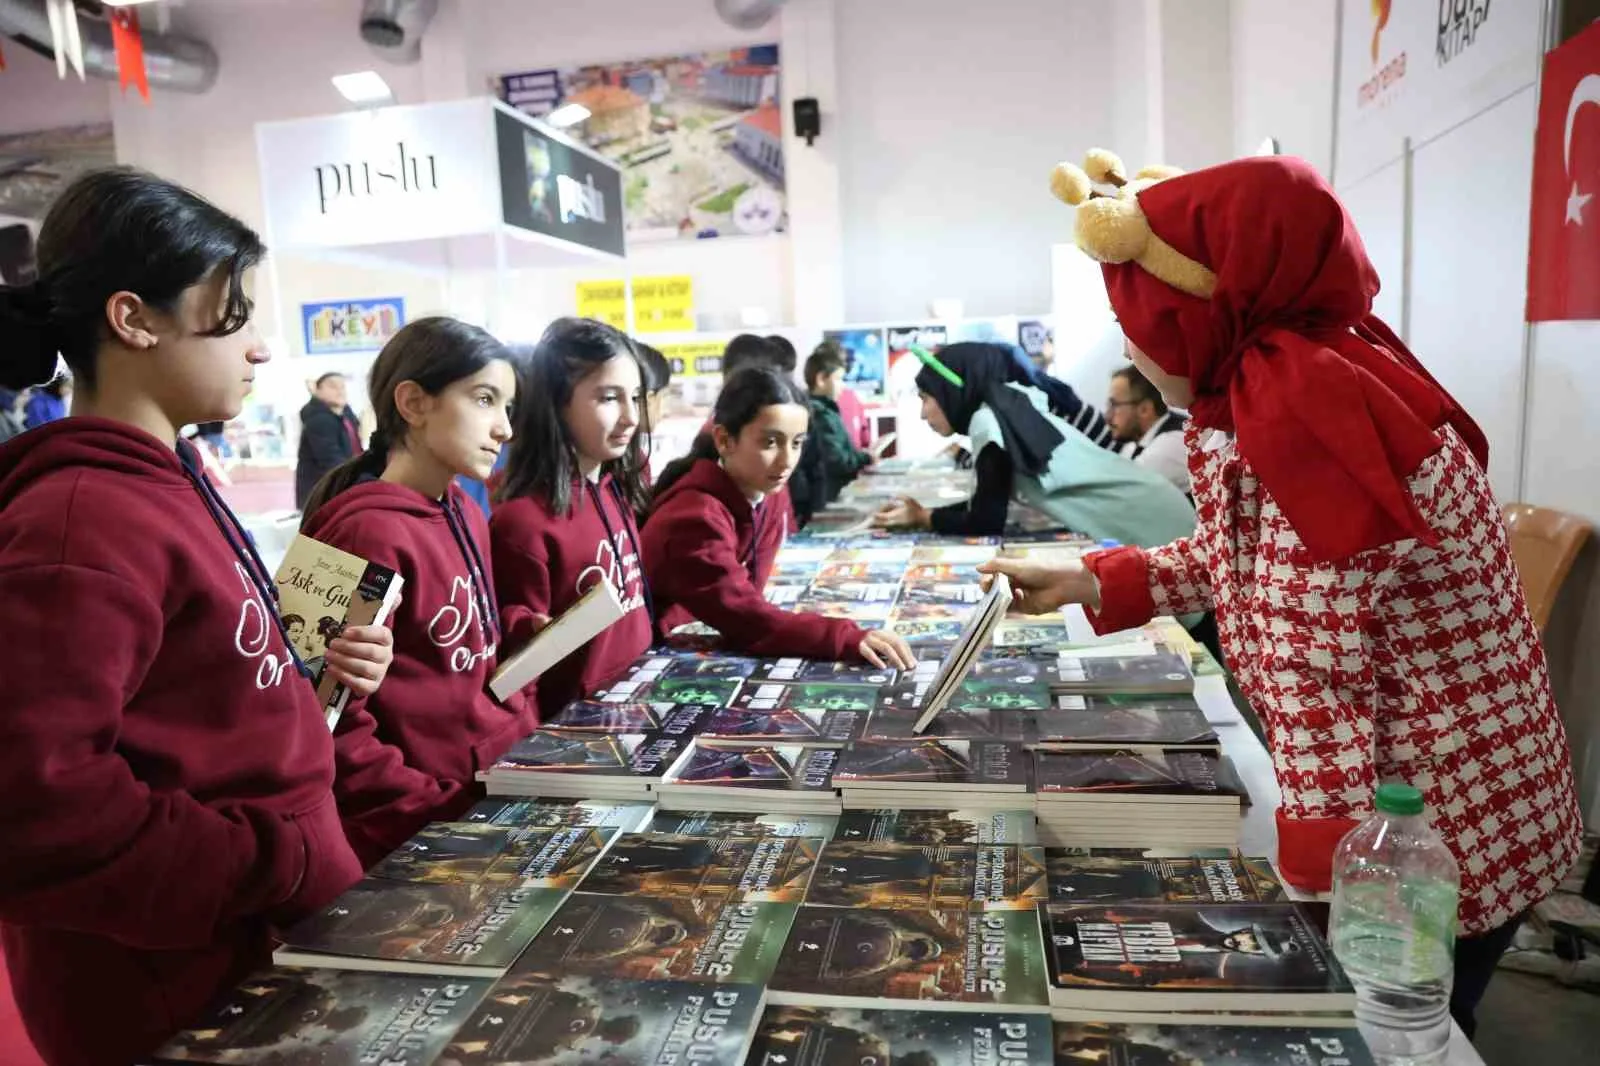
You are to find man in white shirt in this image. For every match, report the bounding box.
[1107,364,1189,494]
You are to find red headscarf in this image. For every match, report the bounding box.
[1103,155,1488,563]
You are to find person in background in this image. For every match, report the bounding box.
[804,344,873,490]
[874,343,1194,547]
[492,318,655,723]
[999,342,1117,449]
[22,374,69,429]
[1106,363,1188,494]
[716,333,827,525]
[981,154,1582,1034]
[0,167,393,1066]
[764,333,799,375]
[644,366,915,670]
[300,317,525,866]
[636,341,672,500]
[294,371,362,511]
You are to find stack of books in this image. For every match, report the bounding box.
[834,738,1032,811]
[1033,748,1246,848]
[477,729,692,800]
[657,740,845,815]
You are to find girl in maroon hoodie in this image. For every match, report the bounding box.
[0,169,395,1066]
[642,367,916,670]
[491,318,655,721]
[299,317,529,866]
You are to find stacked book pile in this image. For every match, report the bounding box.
[1033,748,1247,848]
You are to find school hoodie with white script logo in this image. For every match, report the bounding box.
[491,474,654,721]
[0,418,362,1066]
[302,480,536,865]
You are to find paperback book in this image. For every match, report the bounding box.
[807,841,1048,911]
[768,906,1050,1012]
[1052,652,1194,695]
[596,674,746,708]
[863,706,1033,743]
[461,798,653,831]
[148,967,490,1066]
[732,681,882,714]
[489,577,625,701]
[1033,749,1241,799]
[645,809,841,839]
[833,809,1039,846]
[1031,704,1218,748]
[482,731,690,798]
[659,741,844,812]
[746,1005,1054,1066]
[578,833,822,904]
[542,699,708,736]
[1050,1022,1376,1066]
[749,656,901,687]
[369,823,613,890]
[1045,851,1286,904]
[701,705,866,745]
[834,739,1031,793]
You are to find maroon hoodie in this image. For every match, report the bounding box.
[491,474,653,719]
[642,458,866,659]
[0,419,361,1066]
[302,481,536,865]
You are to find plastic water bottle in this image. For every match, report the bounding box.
[1329,782,1460,1066]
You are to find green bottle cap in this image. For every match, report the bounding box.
[1375,782,1425,816]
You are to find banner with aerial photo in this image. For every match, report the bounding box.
[500,46,786,242]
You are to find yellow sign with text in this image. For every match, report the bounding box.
[654,340,724,378]
[575,280,627,330]
[631,275,695,334]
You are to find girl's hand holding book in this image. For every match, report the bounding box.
[323,623,396,697]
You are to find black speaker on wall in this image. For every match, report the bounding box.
[793,97,820,146]
[0,224,36,286]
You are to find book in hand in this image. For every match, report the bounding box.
[578,833,822,904]
[273,533,404,730]
[659,741,844,814]
[1052,651,1194,695]
[479,730,690,799]
[833,809,1039,846]
[1050,1022,1377,1064]
[369,823,613,890]
[1038,902,1356,1013]
[461,797,654,831]
[147,967,491,1066]
[645,809,840,839]
[911,572,1013,733]
[1045,850,1286,904]
[274,878,564,977]
[807,840,1047,911]
[513,891,798,986]
[767,905,1050,1013]
[489,576,626,701]
[747,1004,1055,1066]
[434,973,764,1066]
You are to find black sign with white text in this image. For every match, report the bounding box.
[494,109,625,256]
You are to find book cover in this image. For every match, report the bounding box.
[148,968,490,1066]
[990,622,1067,650]
[1051,1022,1376,1066]
[490,579,627,701]
[621,650,763,682]
[834,809,1039,846]
[666,742,842,796]
[863,706,1032,743]
[435,974,763,1066]
[579,833,821,904]
[749,657,900,687]
[276,879,562,974]
[734,681,882,714]
[1054,652,1194,693]
[834,740,1030,791]
[493,731,687,780]
[1033,749,1239,798]
[512,892,797,985]
[1031,705,1217,747]
[877,675,1053,713]
[808,841,1047,911]
[1053,693,1207,713]
[461,798,652,830]
[1045,852,1286,904]
[769,906,1049,1010]
[702,706,866,744]
[596,674,746,708]
[274,534,403,730]
[812,561,907,585]
[798,581,904,605]
[645,810,840,839]
[899,580,987,607]
[371,824,612,890]
[543,699,705,735]
[1040,903,1352,996]
[747,1005,1054,1066]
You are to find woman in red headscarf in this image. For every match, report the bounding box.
[983,153,1582,1036]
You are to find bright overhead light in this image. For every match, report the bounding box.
[332,71,393,106]
[546,103,592,129]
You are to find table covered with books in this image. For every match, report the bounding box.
[146,459,1487,1066]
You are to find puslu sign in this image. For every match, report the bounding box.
[1437,0,1492,67]
[313,141,440,215]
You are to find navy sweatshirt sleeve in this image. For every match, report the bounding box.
[930,443,1012,536]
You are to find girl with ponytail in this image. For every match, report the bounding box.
[299,316,531,865]
[643,366,915,670]
[0,167,394,1066]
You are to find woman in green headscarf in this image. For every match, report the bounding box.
[873,343,1195,548]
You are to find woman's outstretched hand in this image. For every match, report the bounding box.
[976,557,1100,615]
[873,496,931,530]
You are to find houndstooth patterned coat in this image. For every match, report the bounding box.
[1086,425,1583,936]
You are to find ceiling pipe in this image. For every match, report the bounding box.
[359,0,438,65]
[713,0,785,31]
[0,0,218,94]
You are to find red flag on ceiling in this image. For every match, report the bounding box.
[1527,21,1600,321]
[109,7,150,102]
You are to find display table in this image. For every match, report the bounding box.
[1060,607,1486,1066]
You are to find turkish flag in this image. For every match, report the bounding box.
[1528,22,1600,321]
